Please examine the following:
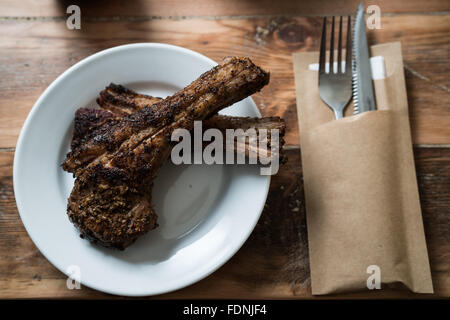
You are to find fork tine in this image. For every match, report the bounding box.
[345,15,352,74]
[319,17,327,74]
[337,16,343,73]
[318,16,352,119]
[329,16,335,73]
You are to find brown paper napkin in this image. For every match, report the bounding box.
[293,42,433,295]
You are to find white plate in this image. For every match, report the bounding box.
[13,43,270,296]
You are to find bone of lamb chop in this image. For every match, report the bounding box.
[64,57,270,249]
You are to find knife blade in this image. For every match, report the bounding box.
[352,3,376,114]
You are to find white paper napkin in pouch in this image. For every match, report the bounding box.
[308,56,386,79]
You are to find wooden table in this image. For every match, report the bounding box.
[0,0,449,299]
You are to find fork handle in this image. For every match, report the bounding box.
[334,109,344,119]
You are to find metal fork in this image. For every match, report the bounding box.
[318,16,353,119]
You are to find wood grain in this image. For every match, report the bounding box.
[1,0,449,18]
[0,0,449,299]
[0,147,449,298]
[0,15,449,148]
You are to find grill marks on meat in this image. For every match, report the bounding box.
[72,108,286,168]
[71,82,286,168]
[63,57,269,175]
[65,57,270,249]
[204,115,286,163]
[97,83,162,116]
[71,108,119,152]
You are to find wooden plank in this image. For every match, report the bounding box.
[0,147,449,298]
[0,15,449,148]
[1,0,449,18]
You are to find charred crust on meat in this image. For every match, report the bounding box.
[63,57,278,249]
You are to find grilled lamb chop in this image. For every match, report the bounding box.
[97,84,285,161]
[72,107,286,166]
[63,57,268,175]
[69,81,285,169]
[65,57,270,249]
[97,83,162,116]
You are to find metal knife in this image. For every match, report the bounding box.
[352,3,376,114]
